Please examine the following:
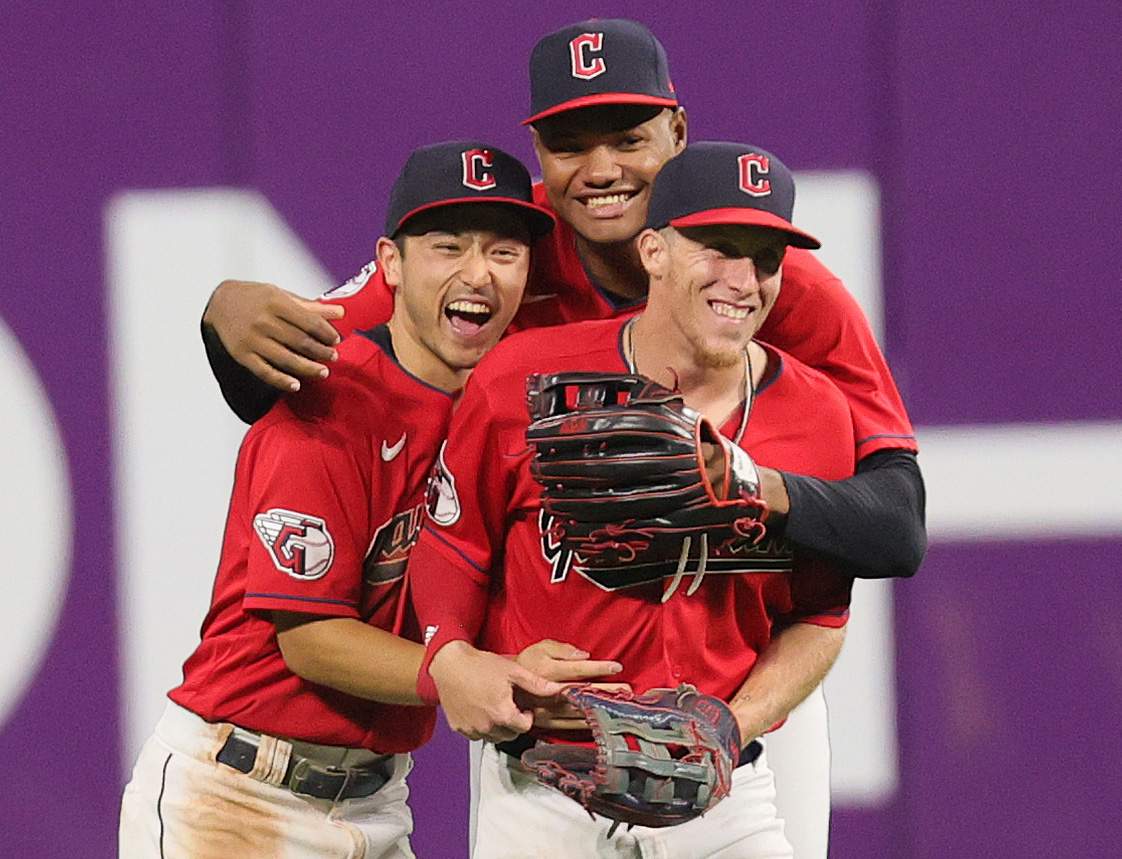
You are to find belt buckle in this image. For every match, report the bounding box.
[286,756,357,802]
[285,757,328,798]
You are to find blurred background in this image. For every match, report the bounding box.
[3,1,1120,856]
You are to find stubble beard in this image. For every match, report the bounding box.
[695,344,744,369]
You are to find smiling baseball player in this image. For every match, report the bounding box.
[411,141,854,858]
[118,141,570,858]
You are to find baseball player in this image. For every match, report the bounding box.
[196,19,925,856]
[410,141,854,858]
[118,141,599,858]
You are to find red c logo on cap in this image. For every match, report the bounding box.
[569,33,606,80]
[738,154,772,198]
[462,149,496,190]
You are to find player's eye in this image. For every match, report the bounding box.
[544,139,584,155]
[752,248,784,275]
[708,243,739,259]
[491,246,524,261]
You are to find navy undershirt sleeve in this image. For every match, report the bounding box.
[780,449,927,579]
[201,320,281,424]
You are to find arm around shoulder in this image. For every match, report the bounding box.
[780,448,927,579]
[201,279,345,421]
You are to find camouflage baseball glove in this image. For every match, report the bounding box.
[521,684,741,829]
[525,372,768,599]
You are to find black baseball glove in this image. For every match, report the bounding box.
[525,372,768,598]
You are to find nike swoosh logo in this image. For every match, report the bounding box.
[381,434,406,462]
[521,293,558,304]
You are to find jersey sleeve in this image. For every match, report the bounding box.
[758,249,917,457]
[240,383,374,619]
[318,260,396,335]
[771,555,853,630]
[408,365,524,676]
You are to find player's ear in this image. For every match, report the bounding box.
[637,229,668,278]
[377,236,403,287]
[669,108,688,153]
[529,126,547,162]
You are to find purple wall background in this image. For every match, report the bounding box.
[3,1,1120,856]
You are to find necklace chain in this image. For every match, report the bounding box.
[623,317,754,445]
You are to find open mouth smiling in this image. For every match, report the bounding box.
[445,299,494,336]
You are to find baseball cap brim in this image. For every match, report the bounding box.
[393,197,556,240]
[669,207,821,250]
[523,93,679,125]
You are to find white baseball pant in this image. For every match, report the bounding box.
[468,684,830,858]
[764,685,831,859]
[119,701,415,859]
[471,741,793,859]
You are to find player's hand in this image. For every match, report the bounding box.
[428,640,564,743]
[203,279,345,392]
[513,640,629,730]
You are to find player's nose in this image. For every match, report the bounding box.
[458,246,492,288]
[580,145,623,186]
[721,257,762,294]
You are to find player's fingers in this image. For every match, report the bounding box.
[535,659,623,682]
[532,639,591,660]
[265,318,340,365]
[251,334,334,381]
[240,354,303,393]
[275,297,345,347]
[515,639,593,674]
[531,711,588,731]
[582,682,631,693]
[510,666,565,699]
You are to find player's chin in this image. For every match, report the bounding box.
[694,335,748,369]
[567,208,646,246]
[439,327,505,369]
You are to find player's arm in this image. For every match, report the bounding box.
[410,370,590,741]
[203,279,344,404]
[755,251,927,579]
[273,612,425,705]
[410,529,582,741]
[728,620,845,748]
[761,449,926,579]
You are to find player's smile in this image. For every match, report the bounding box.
[443,296,495,339]
[708,299,754,322]
[578,188,639,213]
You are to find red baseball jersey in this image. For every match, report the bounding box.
[408,317,854,731]
[170,326,448,753]
[318,185,914,459]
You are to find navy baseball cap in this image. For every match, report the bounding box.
[384,141,555,239]
[645,142,821,250]
[524,19,678,125]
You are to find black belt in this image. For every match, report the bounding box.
[216,731,392,801]
[497,736,764,768]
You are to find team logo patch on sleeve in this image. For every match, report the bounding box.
[425,443,461,527]
[319,259,377,300]
[253,509,335,580]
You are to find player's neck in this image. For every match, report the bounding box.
[386,316,470,394]
[574,234,649,300]
[629,314,767,426]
